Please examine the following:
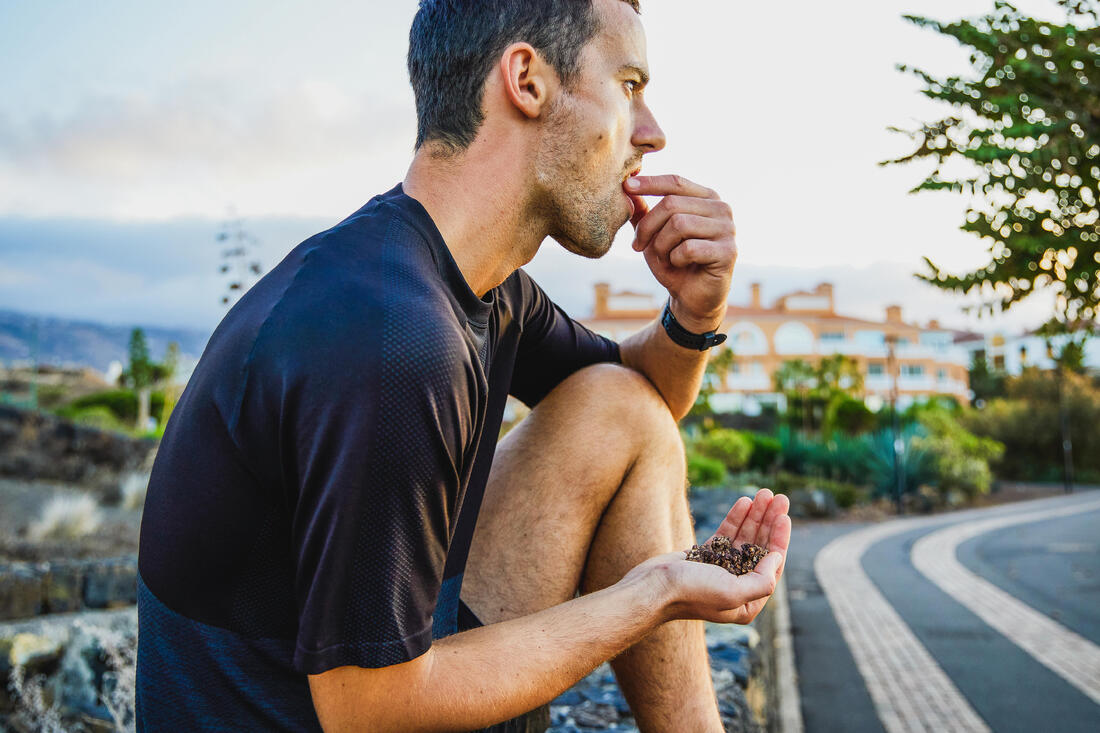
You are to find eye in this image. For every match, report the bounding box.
[624,79,640,95]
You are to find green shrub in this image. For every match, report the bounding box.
[778,427,874,485]
[687,454,727,488]
[771,471,868,509]
[697,428,753,472]
[58,406,129,433]
[961,369,1100,481]
[36,384,69,409]
[747,433,781,471]
[914,409,1004,499]
[827,396,875,435]
[61,389,165,423]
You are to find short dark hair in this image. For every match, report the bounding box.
[408,0,641,154]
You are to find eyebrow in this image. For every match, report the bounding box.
[619,63,650,86]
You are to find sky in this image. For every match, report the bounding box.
[0,0,1073,336]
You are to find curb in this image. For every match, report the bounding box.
[773,572,804,733]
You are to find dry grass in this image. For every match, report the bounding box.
[26,494,103,542]
[119,472,149,511]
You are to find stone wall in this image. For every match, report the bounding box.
[0,406,155,501]
[0,557,138,622]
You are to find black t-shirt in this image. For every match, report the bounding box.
[135,184,620,730]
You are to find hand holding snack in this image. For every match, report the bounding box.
[624,489,791,626]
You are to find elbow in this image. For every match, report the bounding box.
[309,652,440,732]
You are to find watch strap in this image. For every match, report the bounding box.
[660,302,727,351]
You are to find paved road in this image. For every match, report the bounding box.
[785,490,1100,733]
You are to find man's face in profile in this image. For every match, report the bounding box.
[534,0,664,259]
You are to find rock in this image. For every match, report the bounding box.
[79,712,118,732]
[82,558,137,609]
[42,561,85,614]
[0,406,155,498]
[571,701,617,728]
[709,642,750,685]
[709,623,760,650]
[580,686,627,712]
[787,487,838,519]
[0,637,13,713]
[9,633,63,676]
[553,690,584,707]
[0,565,44,621]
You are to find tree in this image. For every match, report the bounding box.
[882,0,1100,328]
[774,359,816,432]
[160,341,182,428]
[814,354,865,398]
[707,346,736,391]
[968,350,1008,401]
[121,328,169,431]
[217,213,264,309]
[912,409,1005,500]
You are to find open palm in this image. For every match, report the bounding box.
[641,489,791,625]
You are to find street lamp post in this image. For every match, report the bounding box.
[1047,342,1075,494]
[886,334,904,514]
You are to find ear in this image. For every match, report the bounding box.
[498,42,553,119]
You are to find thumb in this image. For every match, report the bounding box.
[754,551,784,583]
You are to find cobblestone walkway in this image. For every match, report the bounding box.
[816,517,990,733]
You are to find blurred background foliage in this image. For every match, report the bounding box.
[882,0,1100,328]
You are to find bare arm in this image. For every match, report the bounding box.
[617,174,737,420]
[618,305,720,421]
[309,492,791,732]
[310,571,666,732]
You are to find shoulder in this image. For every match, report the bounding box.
[249,218,459,368]
[496,267,548,318]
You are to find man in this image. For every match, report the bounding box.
[136,0,792,731]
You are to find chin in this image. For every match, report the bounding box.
[553,232,614,260]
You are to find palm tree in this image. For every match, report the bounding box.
[774,359,816,432]
[815,354,864,399]
[708,347,736,391]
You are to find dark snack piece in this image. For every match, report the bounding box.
[685,536,768,576]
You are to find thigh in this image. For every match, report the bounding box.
[459,364,678,625]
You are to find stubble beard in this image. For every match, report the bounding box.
[532,100,623,260]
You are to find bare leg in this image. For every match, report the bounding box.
[461,364,722,732]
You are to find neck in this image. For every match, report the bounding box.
[402,140,548,297]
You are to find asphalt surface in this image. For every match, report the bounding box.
[786,491,1100,733]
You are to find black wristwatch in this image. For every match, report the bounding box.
[660,301,727,351]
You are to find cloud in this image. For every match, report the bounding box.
[0,79,417,220]
[0,214,329,330]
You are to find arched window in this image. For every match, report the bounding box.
[727,322,768,355]
[774,322,815,355]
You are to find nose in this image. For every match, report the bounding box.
[632,102,666,154]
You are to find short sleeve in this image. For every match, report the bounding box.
[508,270,621,407]
[232,303,472,674]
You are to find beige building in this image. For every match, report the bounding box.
[581,282,971,413]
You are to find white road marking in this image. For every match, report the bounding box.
[816,517,991,733]
[911,497,1100,707]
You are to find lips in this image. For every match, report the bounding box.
[622,167,642,222]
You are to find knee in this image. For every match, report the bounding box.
[546,364,682,452]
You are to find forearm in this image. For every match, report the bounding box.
[619,304,724,421]
[312,570,671,732]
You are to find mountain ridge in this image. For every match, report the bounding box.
[0,308,210,374]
